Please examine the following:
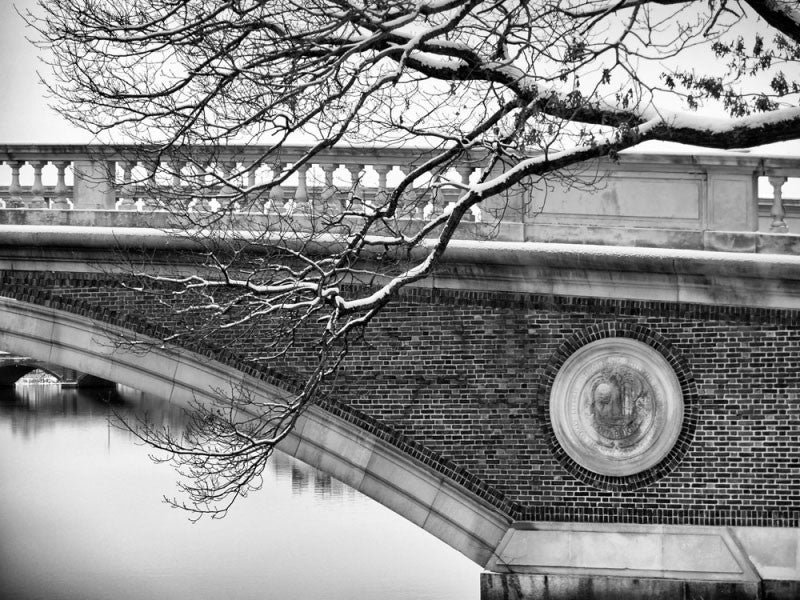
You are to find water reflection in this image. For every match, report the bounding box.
[0,385,360,504]
[0,384,480,600]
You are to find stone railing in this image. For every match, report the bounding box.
[0,144,474,213]
[0,144,798,251]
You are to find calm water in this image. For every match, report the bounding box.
[0,384,481,600]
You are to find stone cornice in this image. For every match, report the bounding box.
[4,225,800,309]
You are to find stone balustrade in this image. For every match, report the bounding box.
[0,144,798,251]
[0,144,475,214]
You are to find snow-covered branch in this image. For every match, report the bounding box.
[27,0,800,518]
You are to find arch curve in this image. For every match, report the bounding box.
[0,364,39,386]
[0,363,70,386]
[0,296,511,566]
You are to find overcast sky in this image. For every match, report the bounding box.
[0,0,798,156]
[0,0,91,143]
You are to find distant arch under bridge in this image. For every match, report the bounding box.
[0,353,115,387]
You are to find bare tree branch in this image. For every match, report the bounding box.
[25,0,800,517]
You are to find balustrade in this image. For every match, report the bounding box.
[0,146,481,219]
[0,144,798,249]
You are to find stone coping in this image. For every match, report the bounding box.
[7,225,800,310]
[3,222,800,266]
[1,143,797,166]
[3,211,800,254]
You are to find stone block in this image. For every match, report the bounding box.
[481,573,687,600]
[422,509,498,567]
[733,527,800,581]
[706,170,758,231]
[290,408,375,490]
[703,231,757,253]
[663,533,743,575]
[429,481,508,550]
[496,529,571,569]
[755,232,800,255]
[357,470,432,529]
[763,580,800,600]
[684,579,761,600]
[481,572,547,600]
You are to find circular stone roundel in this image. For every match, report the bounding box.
[549,338,684,477]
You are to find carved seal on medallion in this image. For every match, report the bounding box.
[549,338,683,476]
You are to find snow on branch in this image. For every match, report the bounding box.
[26,0,800,518]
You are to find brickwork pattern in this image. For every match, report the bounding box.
[334,288,800,526]
[1,271,798,527]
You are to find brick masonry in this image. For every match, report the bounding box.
[1,270,798,527]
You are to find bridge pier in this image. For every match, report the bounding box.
[481,573,770,600]
[481,523,800,600]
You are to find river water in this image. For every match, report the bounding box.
[0,384,481,600]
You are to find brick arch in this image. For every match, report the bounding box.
[0,295,512,566]
[537,322,699,491]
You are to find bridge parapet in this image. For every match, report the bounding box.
[0,143,474,214]
[0,144,798,251]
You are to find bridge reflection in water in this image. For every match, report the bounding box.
[0,383,480,600]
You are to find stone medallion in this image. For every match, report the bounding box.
[549,338,684,477]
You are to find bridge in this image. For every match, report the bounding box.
[1,143,799,600]
[0,352,115,387]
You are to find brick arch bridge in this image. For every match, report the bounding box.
[0,293,513,568]
[1,145,800,600]
[2,244,799,600]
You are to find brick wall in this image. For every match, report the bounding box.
[2,271,798,527]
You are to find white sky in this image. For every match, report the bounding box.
[0,0,92,143]
[0,0,798,156]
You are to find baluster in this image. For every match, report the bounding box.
[28,161,47,208]
[117,161,137,210]
[315,163,337,214]
[373,164,391,208]
[194,161,215,212]
[268,162,285,213]
[456,165,476,220]
[294,163,309,209]
[171,161,184,190]
[167,159,186,210]
[457,165,474,188]
[247,166,257,189]
[218,160,237,211]
[422,189,436,220]
[7,161,24,208]
[51,161,71,209]
[237,163,258,213]
[345,164,364,211]
[769,175,789,233]
[139,160,159,211]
